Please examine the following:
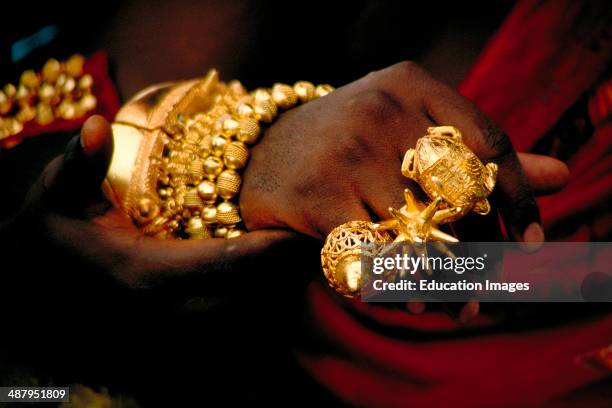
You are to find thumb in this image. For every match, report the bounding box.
[42,115,113,213]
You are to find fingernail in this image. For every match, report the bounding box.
[459,300,479,324]
[521,222,545,252]
[406,301,425,314]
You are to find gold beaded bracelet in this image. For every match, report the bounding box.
[0,54,97,140]
[128,71,335,240]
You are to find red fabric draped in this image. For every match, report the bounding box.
[298,1,612,406]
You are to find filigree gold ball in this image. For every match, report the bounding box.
[321,221,393,297]
[271,83,298,109]
[315,84,334,98]
[223,141,249,169]
[216,201,241,225]
[216,170,242,199]
[293,81,316,102]
[254,100,277,123]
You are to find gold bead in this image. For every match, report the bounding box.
[16,105,36,122]
[216,201,241,225]
[15,85,30,102]
[197,179,218,202]
[167,219,180,231]
[55,74,67,88]
[78,93,97,112]
[211,134,228,156]
[186,216,211,239]
[294,81,316,102]
[237,117,261,144]
[315,84,335,98]
[58,100,76,120]
[203,155,223,178]
[78,74,93,90]
[184,188,204,209]
[271,83,298,109]
[20,70,39,89]
[65,54,85,77]
[200,133,213,152]
[136,197,160,223]
[228,79,246,96]
[216,169,242,199]
[236,102,255,117]
[42,58,61,83]
[189,158,204,181]
[226,228,245,239]
[202,204,217,224]
[38,83,56,102]
[35,103,54,126]
[61,77,76,94]
[8,119,23,135]
[0,91,11,115]
[222,117,240,136]
[254,100,277,123]
[214,226,229,238]
[253,88,271,104]
[223,141,249,169]
[321,221,393,297]
[3,84,16,99]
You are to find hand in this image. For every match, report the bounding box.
[2,116,315,311]
[241,61,569,243]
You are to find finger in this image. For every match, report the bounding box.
[517,152,569,195]
[406,300,426,314]
[374,62,543,244]
[459,300,480,323]
[422,86,541,245]
[122,229,319,295]
[42,115,114,213]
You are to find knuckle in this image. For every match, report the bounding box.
[389,60,425,79]
[486,124,512,157]
[345,90,402,126]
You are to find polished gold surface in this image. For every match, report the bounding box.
[402,126,498,221]
[107,70,335,239]
[321,126,498,296]
[321,221,394,297]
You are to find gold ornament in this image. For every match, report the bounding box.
[197,180,218,202]
[223,141,249,169]
[216,170,242,199]
[321,221,393,297]
[293,81,316,103]
[321,126,498,296]
[106,69,334,239]
[271,83,298,109]
[216,201,241,225]
[0,54,97,145]
[401,126,498,221]
[315,84,335,98]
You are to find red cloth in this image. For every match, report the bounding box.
[0,51,120,149]
[298,1,612,406]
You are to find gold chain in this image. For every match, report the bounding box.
[134,79,335,239]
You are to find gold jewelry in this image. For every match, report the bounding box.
[108,70,334,240]
[0,54,97,141]
[321,221,394,297]
[321,126,498,297]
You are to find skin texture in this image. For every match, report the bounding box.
[2,62,569,320]
[241,62,568,242]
